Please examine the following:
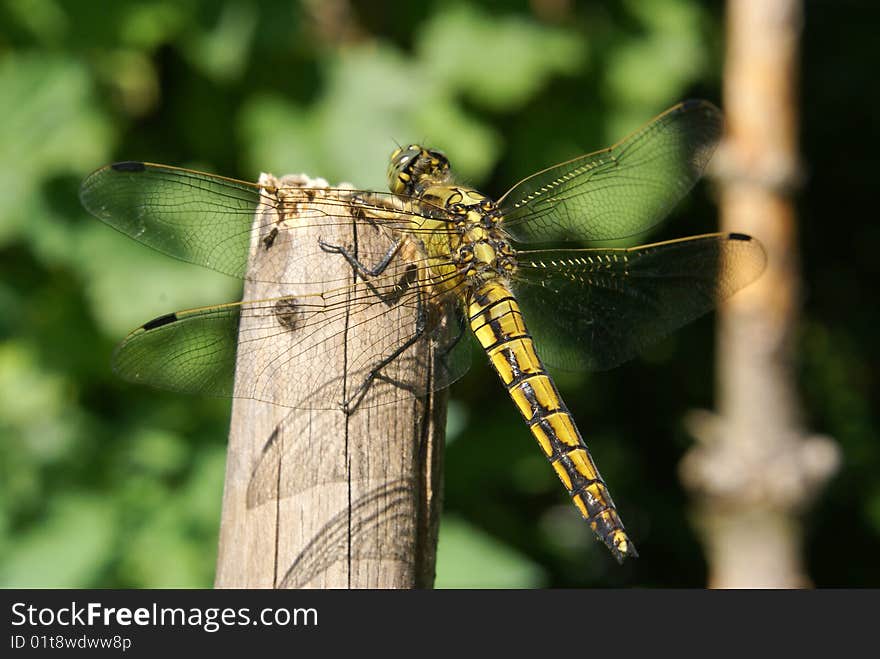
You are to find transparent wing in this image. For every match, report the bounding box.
[79,161,452,281]
[112,304,240,398]
[244,295,470,510]
[84,162,468,411]
[498,100,724,244]
[511,233,766,371]
[111,261,471,412]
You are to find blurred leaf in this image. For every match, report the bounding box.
[0,53,112,246]
[243,21,569,188]
[417,4,585,111]
[118,1,186,49]
[318,46,434,188]
[239,94,323,180]
[182,1,259,82]
[120,504,212,587]
[110,442,225,587]
[126,427,189,476]
[511,451,554,495]
[413,97,499,182]
[74,222,241,338]
[866,487,880,535]
[435,515,546,588]
[0,341,79,461]
[180,445,226,531]
[603,0,710,137]
[94,49,160,117]
[445,398,469,444]
[0,495,114,587]
[3,0,68,43]
[243,44,430,188]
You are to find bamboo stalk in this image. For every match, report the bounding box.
[680,0,839,588]
[215,173,445,588]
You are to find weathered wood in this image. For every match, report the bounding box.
[215,173,446,588]
[680,0,839,588]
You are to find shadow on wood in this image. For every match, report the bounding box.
[215,173,446,588]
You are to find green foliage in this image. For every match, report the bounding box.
[1,0,877,587]
[240,3,582,188]
[435,515,546,588]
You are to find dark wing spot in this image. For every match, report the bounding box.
[728,232,752,242]
[142,313,178,331]
[111,161,147,172]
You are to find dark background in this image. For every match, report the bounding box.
[0,0,877,587]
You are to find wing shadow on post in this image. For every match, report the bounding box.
[277,479,417,589]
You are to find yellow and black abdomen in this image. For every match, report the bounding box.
[467,280,637,562]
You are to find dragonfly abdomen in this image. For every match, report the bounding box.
[467,280,637,562]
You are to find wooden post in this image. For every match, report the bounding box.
[215,173,446,588]
[680,0,839,587]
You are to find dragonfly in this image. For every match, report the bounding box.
[80,99,766,563]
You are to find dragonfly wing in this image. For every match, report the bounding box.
[498,100,724,244]
[112,304,240,397]
[263,261,468,411]
[242,292,471,510]
[430,294,472,391]
[80,162,264,278]
[511,233,766,371]
[79,162,451,281]
[112,262,468,411]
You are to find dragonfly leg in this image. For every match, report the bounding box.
[321,235,417,307]
[342,284,428,415]
[319,238,402,277]
[320,233,427,413]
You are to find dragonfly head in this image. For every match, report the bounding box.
[388,144,451,195]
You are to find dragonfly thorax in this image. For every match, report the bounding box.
[389,144,516,287]
[419,183,517,288]
[388,144,452,195]
[454,229,516,287]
